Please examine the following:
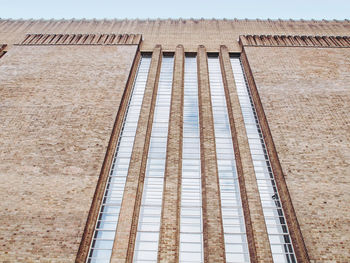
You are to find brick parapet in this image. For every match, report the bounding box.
[110,46,162,263]
[18,33,142,45]
[219,46,273,262]
[240,35,350,48]
[1,19,349,52]
[158,45,184,262]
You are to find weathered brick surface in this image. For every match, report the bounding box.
[244,46,350,262]
[198,46,226,262]
[240,50,310,262]
[0,19,349,262]
[0,45,137,262]
[0,19,349,52]
[158,45,184,262]
[220,46,273,262]
[111,46,162,263]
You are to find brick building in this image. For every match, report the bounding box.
[0,19,349,263]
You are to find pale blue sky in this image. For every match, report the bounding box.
[0,0,349,20]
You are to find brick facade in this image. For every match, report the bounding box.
[0,19,349,263]
[0,45,137,262]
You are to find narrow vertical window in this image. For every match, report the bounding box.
[207,55,250,262]
[87,54,152,263]
[230,56,297,263]
[133,54,174,262]
[179,55,204,262]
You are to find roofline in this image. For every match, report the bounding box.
[0,18,349,23]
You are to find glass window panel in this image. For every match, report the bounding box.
[272,254,289,263]
[224,234,247,244]
[134,241,158,251]
[138,222,160,232]
[181,224,201,233]
[133,250,158,261]
[89,249,112,259]
[180,55,204,262]
[96,221,117,230]
[225,253,248,263]
[225,243,246,253]
[98,213,118,221]
[139,215,161,223]
[180,252,202,262]
[94,231,116,240]
[91,239,114,250]
[180,242,202,252]
[181,207,201,216]
[271,244,286,254]
[100,205,120,214]
[137,232,159,242]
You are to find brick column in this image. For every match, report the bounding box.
[197,46,226,263]
[110,45,162,263]
[158,45,184,262]
[219,45,273,262]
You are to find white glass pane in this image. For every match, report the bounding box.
[89,249,112,259]
[134,250,158,261]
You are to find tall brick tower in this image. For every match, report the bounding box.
[0,19,349,263]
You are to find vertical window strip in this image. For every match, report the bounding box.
[230,57,297,263]
[207,55,250,263]
[133,55,174,263]
[87,55,152,263]
[179,55,204,263]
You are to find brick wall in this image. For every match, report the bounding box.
[0,19,349,262]
[244,46,350,262]
[0,45,137,262]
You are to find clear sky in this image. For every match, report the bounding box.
[0,0,349,20]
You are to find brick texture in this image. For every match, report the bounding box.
[158,45,184,262]
[20,33,141,45]
[0,45,137,262]
[76,52,141,263]
[240,35,350,48]
[0,19,349,262]
[197,46,226,263]
[244,46,350,262]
